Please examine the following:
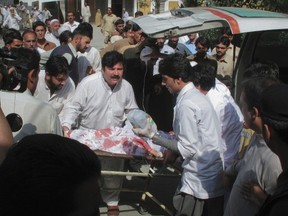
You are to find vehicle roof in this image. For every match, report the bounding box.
[132,7,288,38]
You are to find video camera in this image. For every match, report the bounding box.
[0,48,28,92]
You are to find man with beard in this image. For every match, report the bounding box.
[166,36,192,57]
[51,22,92,85]
[109,18,125,44]
[0,48,62,142]
[63,11,80,33]
[34,56,75,124]
[45,19,60,46]
[62,51,138,216]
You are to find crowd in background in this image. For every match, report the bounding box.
[0,2,288,216]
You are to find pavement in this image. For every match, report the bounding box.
[99,166,181,216]
[0,23,182,216]
[89,23,104,51]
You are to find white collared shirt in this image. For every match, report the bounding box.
[45,31,60,47]
[2,14,21,30]
[34,70,76,123]
[62,72,138,130]
[63,21,80,32]
[0,89,62,142]
[173,82,224,199]
[77,46,102,81]
[207,79,243,168]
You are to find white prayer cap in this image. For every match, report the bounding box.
[50,19,60,25]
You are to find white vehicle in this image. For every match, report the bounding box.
[132,7,288,100]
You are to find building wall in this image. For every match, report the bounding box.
[164,0,181,11]
[138,0,151,15]
[2,0,14,6]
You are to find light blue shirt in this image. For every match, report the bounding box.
[185,39,212,55]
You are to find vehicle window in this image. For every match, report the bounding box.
[253,30,288,83]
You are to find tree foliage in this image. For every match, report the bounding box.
[183,0,288,13]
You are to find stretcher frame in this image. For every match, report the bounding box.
[95,150,182,215]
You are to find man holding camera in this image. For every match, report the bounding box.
[0,47,62,142]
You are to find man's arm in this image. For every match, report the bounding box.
[61,79,87,133]
[2,16,8,28]
[58,77,76,124]
[0,107,13,149]
[51,111,63,136]
[152,135,179,153]
[15,13,22,21]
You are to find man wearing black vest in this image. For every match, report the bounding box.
[51,23,92,85]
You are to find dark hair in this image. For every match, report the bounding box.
[59,30,73,44]
[32,21,46,31]
[260,84,288,142]
[12,47,40,72]
[4,48,40,92]
[131,23,141,32]
[159,53,192,82]
[243,62,279,80]
[72,22,93,39]
[0,134,101,216]
[67,11,75,16]
[241,77,280,111]
[45,18,52,25]
[139,37,157,51]
[123,23,132,33]
[102,51,124,68]
[215,35,230,47]
[115,19,124,26]
[3,28,23,45]
[222,27,232,36]
[192,60,217,91]
[262,115,288,142]
[134,11,143,17]
[22,29,37,38]
[46,56,69,76]
[195,36,210,49]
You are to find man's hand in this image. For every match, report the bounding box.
[223,171,236,192]
[163,149,178,164]
[86,66,94,75]
[63,126,69,138]
[241,182,268,207]
[132,118,156,139]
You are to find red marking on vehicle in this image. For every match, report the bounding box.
[205,8,241,34]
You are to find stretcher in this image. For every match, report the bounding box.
[68,127,181,215]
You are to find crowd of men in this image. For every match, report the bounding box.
[0,3,288,216]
